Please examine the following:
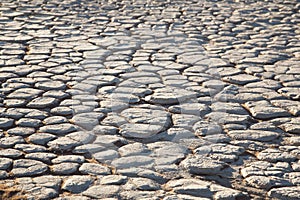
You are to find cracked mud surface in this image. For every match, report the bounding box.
[0,0,300,199]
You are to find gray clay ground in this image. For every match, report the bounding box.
[0,0,300,199]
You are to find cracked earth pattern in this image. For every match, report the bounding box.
[0,0,300,199]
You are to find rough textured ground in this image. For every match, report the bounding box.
[0,0,300,199]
